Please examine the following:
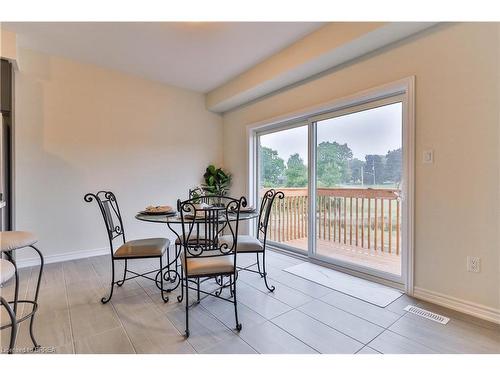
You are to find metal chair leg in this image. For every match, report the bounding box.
[160,255,168,303]
[166,245,171,281]
[233,274,242,331]
[196,278,200,302]
[185,276,190,338]
[6,251,19,316]
[28,245,44,348]
[1,296,17,354]
[117,259,127,287]
[262,251,275,292]
[229,275,234,297]
[101,258,116,304]
[177,266,184,303]
[256,253,263,277]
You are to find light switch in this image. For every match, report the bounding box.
[423,150,434,164]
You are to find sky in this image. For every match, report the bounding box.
[260,102,402,163]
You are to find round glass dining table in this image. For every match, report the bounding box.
[134,210,259,293]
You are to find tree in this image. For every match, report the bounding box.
[347,158,365,184]
[260,146,285,187]
[364,154,386,185]
[285,153,308,187]
[384,148,402,185]
[316,141,353,187]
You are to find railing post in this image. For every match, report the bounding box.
[388,199,392,254]
[396,199,400,255]
[381,199,384,252]
[349,197,353,246]
[361,198,364,248]
[343,197,347,245]
[355,198,359,247]
[367,198,371,249]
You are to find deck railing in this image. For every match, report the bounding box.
[266,187,401,255]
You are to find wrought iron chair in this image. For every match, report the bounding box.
[84,191,170,304]
[220,189,284,292]
[176,195,246,337]
[0,231,44,353]
[170,188,212,279]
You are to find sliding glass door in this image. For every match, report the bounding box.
[255,92,409,284]
[312,99,403,279]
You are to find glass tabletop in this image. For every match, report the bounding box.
[135,210,259,224]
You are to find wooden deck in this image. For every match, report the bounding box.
[282,237,401,276]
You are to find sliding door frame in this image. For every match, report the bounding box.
[309,94,406,285]
[247,77,415,294]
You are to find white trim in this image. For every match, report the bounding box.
[246,77,415,292]
[414,287,500,325]
[16,247,109,268]
[307,118,316,259]
[404,76,416,296]
[245,78,412,132]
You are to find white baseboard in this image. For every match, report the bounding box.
[16,247,109,268]
[413,287,500,325]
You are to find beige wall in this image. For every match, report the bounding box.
[15,48,222,259]
[0,28,17,61]
[222,23,500,311]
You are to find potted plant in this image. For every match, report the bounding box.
[202,164,232,197]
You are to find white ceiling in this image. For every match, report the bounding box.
[3,22,323,92]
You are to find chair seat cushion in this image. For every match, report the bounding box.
[181,251,234,277]
[114,238,168,258]
[0,259,15,284]
[0,231,38,252]
[219,234,264,252]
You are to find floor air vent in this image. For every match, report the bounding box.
[404,305,450,324]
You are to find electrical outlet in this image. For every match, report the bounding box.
[467,256,481,273]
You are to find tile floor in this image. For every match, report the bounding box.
[1,249,499,354]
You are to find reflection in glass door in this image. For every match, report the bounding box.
[258,125,308,254]
[314,101,403,278]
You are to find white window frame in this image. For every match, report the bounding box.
[247,77,415,294]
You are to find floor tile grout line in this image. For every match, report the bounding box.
[236,265,373,352]
[61,263,76,354]
[137,264,199,354]
[355,345,382,354]
[108,254,197,353]
[108,300,138,354]
[42,254,500,354]
[267,319,321,354]
[9,266,32,349]
[239,265,407,352]
[266,262,412,330]
[286,302,371,348]
[86,255,360,350]
[195,303,260,354]
[90,260,138,354]
[236,293,328,353]
[238,276,313,308]
[381,311,447,354]
[316,293,404,330]
[238,278,308,311]
[359,309,442,354]
[18,266,33,320]
[162,267,306,354]
[198,294,319,354]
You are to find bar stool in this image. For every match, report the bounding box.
[0,231,44,353]
[1,258,17,353]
